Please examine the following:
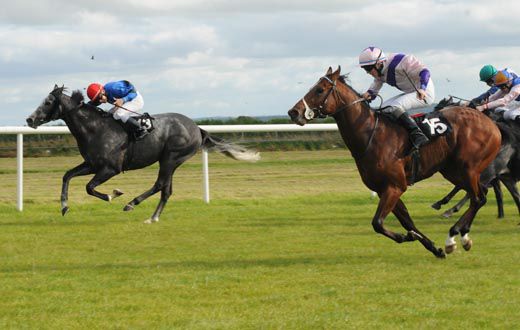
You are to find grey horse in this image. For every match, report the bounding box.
[26,85,259,224]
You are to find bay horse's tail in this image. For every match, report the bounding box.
[200,129,260,162]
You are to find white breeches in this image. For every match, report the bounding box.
[381,80,435,116]
[496,101,520,121]
[112,92,144,123]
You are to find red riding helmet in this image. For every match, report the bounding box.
[87,83,103,101]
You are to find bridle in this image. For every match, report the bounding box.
[300,75,379,159]
[301,75,365,120]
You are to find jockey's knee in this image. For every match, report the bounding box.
[390,107,405,118]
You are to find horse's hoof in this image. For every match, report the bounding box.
[123,204,134,212]
[445,244,457,254]
[143,218,158,224]
[112,189,124,198]
[435,248,446,259]
[61,207,69,216]
[431,203,441,210]
[462,239,473,251]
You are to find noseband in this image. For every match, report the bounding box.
[302,76,365,120]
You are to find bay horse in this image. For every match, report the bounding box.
[431,98,520,219]
[288,67,501,258]
[26,85,259,224]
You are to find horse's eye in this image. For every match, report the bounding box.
[315,87,324,95]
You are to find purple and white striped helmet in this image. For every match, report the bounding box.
[358,47,386,67]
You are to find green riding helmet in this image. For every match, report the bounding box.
[479,65,498,82]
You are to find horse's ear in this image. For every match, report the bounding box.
[326,67,333,75]
[54,84,59,89]
[331,66,341,80]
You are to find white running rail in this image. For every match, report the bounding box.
[0,124,338,211]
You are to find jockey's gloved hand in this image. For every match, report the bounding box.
[468,101,478,109]
[362,91,376,103]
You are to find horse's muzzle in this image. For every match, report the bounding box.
[288,108,306,126]
[26,117,37,128]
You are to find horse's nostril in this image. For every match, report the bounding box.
[288,109,298,118]
[26,118,33,127]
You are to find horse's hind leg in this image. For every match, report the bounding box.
[123,161,179,212]
[446,177,487,253]
[61,162,93,215]
[143,180,173,224]
[490,178,504,218]
[432,186,461,210]
[124,150,196,223]
[499,177,520,216]
[393,199,445,258]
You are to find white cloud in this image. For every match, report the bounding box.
[1,1,520,124]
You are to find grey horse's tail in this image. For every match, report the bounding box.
[200,129,260,162]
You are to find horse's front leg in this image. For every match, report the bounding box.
[441,193,469,218]
[393,199,445,258]
[372,186,421,246]
[85,168,122,202]
[61,162,94,215]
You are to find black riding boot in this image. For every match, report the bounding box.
[126,117,149,140]
[398,112,429,149]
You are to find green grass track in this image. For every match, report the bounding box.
[0,150,519,328]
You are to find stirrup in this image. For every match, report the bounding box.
[134,129,149,141]
[411,134,429,149]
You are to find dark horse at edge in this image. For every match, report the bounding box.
[288,67,501,258]
[26,86,259,224]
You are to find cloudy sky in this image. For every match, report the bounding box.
[1,0,519,125]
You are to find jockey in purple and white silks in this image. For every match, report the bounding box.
[476,70,520,123]
[359,46,434,149]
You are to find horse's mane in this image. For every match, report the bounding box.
[70,89,104,114]
[338,73,363,99]
[71,90,85,105]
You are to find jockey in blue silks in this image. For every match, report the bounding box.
[87,80,149,139]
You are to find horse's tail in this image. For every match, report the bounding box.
[200,129,260,162]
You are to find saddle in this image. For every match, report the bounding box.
[411,112,452,139]
[375,110,452,140]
